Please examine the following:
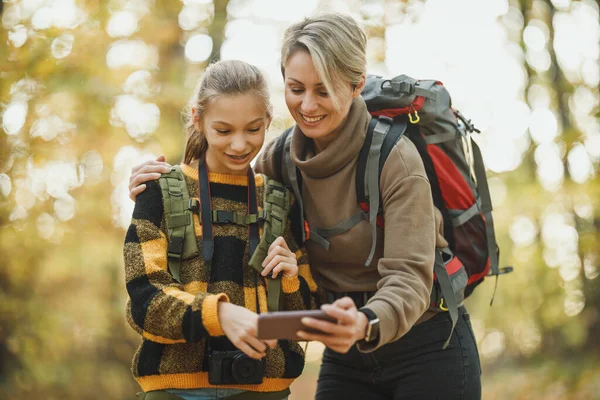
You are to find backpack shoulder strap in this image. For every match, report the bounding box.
[275,127,306,243]
[257,177,291,247]
[158,165,199,283]
[379,118,408,173]
[356,118,407,208]
[274,127,293,184]
[249,176,292,312]
[355,118,378,208]
[356,116,406,266]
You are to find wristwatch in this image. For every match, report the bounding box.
[358,308,380,343]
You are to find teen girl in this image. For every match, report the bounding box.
[123,60,316,400]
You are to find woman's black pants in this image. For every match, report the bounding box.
[315,307,482,400]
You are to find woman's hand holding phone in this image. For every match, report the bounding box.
[297,297,369,354]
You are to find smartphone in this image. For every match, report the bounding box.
[257,310,337,340]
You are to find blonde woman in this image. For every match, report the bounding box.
[131,14,481,400]
[124,60,317,400]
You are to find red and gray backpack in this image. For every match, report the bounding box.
[273,74,513,347]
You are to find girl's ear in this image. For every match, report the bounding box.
[265,116,272,131]
[352,75,366,98]
[192,107,203,132]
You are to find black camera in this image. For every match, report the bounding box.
[208,350,264,385]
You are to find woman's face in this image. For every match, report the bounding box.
[284,50,363,147]
[195,93,270,175]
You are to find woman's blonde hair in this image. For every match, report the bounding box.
[183,60,273,164]
[280,13,367,109]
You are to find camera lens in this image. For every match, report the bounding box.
[232,353,262,383]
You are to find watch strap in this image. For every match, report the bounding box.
[359,308,377,321]
[358,308,380,343]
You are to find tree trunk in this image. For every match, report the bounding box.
[208,0,230,63]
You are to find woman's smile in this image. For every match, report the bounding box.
[299,112,327,126]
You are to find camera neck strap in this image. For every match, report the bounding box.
[198,159,261,353]
[197,159,260,264]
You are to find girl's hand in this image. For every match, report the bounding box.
[129,155,171,201]
[261,236,298,279]
[217,302,277,359]
[296,297,368,354]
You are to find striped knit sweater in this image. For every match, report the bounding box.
[123,163,319,393]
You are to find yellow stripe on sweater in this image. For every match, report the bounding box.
[163,287,195,305]
[201,293,229,336]
[141,331,186,345]
[141,236,168,274]
[136,371,295,393]
[298,264,318,292]
[243,285,268,313]
[281,276,300,293]
[184,281,208,295]
[257,284,267,312]
[180,163,265,187]
[244,286,258,312]
[193,212,202,238]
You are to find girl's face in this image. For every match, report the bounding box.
[195,93,270,175]
[284,50,363,150]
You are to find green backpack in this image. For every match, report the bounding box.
[158,166,291,312]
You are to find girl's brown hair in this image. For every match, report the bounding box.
[183,60,273,164]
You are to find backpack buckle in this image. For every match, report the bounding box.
[392,81,415,95]
[256,210,267,223]
[378,115,393,125]
[380,79,392,92]
[167,236,184,259]
[187,199,199,212]
[215,210,234,223]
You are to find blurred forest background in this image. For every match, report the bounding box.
[1,0,599,399]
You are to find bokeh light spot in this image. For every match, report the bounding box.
[51,33,75,59]
[0,174,12,197]
[107,11,139,38]
[9,25,28,48]
[2,102,28,136]
[185,34,213,63]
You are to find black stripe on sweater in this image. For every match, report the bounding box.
[209,182,249,203]
[289,202,304,250]
[210,236,247,285]
[298,276,311,310]
[280,340,304,379]
[126,274,161,329]
[133,181,164,229]
[125,224,140,244]
[182,307,208,343]
[137,340,164,376]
